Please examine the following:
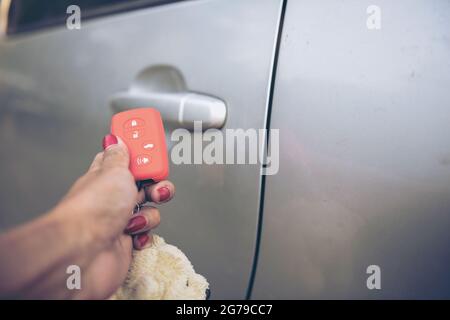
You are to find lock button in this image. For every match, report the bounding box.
[124,118,145,129]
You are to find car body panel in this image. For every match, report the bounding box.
[252,0,450,299]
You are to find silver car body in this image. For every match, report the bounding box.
[0,0,449,299]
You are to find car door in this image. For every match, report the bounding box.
[0,0,284,299]
[252,0,450,298]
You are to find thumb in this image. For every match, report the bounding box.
[101,134,130,169]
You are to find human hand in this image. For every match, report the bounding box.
[50,134,175,299]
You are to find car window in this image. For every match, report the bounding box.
[5,0,188,35]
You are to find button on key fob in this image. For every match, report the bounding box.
[110,108,169,182]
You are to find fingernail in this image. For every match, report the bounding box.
[125,215,147,233]
[102,134,118,150]
[136,234,150,248]
[158,187,170,202]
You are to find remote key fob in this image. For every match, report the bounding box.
[111,108,169,182]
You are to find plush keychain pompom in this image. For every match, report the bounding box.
[110,235,209,300]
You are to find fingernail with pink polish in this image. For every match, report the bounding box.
[102,134,118,150]
[136,234,149,248]
[158,187,170,202]
[125,215,147,233]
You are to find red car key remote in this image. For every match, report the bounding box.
[111,108,169,182]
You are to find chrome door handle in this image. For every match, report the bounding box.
[110,91,227,130]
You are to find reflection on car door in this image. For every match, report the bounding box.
[0,0,284,298]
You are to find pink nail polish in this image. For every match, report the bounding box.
[125,215,147,233]
[136,234,149,247]
[102,134,118,150]
[158,187,170,202]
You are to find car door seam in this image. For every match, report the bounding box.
[245,0,288,300]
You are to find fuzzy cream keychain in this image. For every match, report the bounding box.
[110,235,209,300]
